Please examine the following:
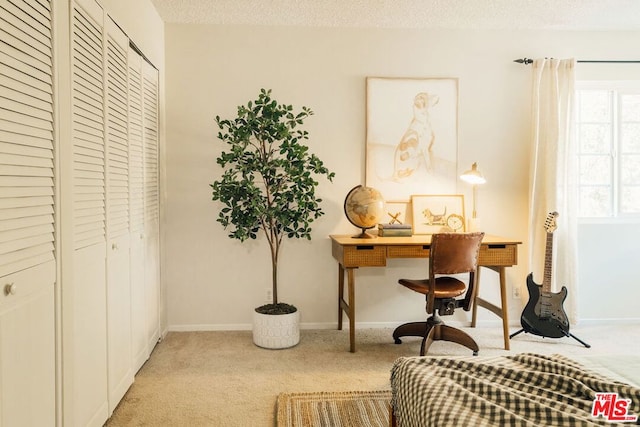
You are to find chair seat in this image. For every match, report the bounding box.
[398,276,466,299]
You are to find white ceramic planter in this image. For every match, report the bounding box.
[252,309,300,349]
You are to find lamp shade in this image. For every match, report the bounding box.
[460,162,486,185]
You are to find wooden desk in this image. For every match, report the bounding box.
[330,234,521,352]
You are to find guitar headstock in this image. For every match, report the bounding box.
[544,211,559,233]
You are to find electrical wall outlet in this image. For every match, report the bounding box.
[265,288,273,304]
[512,285,520,299]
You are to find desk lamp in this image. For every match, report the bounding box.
[460,162,486,231]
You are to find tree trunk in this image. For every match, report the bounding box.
[271,244,279,305]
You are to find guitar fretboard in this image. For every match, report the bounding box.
[542,231,553,293]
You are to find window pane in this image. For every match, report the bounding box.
[620,155,640,184]
[621,94,640,121]
[579,186,611,217]
[576,85,640,218]
[578,124,611,153]
[580,155,611,185]
[578,90,611,122]
[621,123,640,153]
[620,186,640,213]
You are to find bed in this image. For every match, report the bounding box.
[390,353,640,426]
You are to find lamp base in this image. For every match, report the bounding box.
[467,217,481,232]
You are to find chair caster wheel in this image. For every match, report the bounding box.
[394,338,402,344]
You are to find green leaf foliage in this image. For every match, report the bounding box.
[211,89,335,304]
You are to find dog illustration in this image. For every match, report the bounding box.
[422,207,447,226]
[392,92,439,180]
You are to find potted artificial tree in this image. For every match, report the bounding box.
[211,89,335,349]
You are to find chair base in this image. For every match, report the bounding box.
[393,316,479,356]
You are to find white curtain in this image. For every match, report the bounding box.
[528,58,579,323]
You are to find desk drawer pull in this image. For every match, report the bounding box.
[356,245,375,250]
[488,244,506,249]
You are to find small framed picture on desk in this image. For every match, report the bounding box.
[383,201,412,226]
[411,194,466,234]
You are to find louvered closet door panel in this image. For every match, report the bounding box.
[127,48,147,371]
[106,19,128,241]
[72,0,105,250]
[105,17,132,414]
[142,61,158,225]
[142,60,159,350]
[71,0,109,426]
[128,51,143,237]
[0,0,55,425]
[0,0,55,278]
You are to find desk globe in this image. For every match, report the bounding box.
[343,185,385,238]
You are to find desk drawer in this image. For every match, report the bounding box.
[387,245,429,258]
[479,244,517,266]
[340,245,386,267]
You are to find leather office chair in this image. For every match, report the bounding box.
[393,232,485,356]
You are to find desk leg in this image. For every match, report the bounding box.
[337,264,357,352]
[471,267,481,327]
[338,264,344,330]
[472,266,511,351]
[498,267,510,351]
[347,268,355,352]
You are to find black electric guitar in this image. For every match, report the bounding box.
[519,212,571,338]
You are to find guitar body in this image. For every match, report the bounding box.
[520,273,570,338]
[512,212,589,347]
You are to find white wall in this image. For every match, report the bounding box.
[162,24,640,331]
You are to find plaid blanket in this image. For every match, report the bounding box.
[391,353,640,426]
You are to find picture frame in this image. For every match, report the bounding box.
[365,77,458,202]
[382,201,412,226]
[411,194,466,234]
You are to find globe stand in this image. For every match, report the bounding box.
[352,227,376,239]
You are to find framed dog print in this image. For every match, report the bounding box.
[411,194,466,234]
[365,77,458,202]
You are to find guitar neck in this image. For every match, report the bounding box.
[542,231,553,293]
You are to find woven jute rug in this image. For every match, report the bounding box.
[276,390,391,427]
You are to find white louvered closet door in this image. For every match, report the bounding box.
[0,0,56,425]
[105,16,133,413]
[142,59,160,352]
[127,47,148,372]
[71,0,109,425]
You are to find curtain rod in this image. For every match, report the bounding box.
[514,58,640,64]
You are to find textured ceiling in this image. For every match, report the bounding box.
[150,0,640,30]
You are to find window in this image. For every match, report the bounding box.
[575,82,640,218]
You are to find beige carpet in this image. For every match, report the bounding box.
[106,323,640,427]
[276,390,391,427]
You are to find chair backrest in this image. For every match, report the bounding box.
[430,232,484,275]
